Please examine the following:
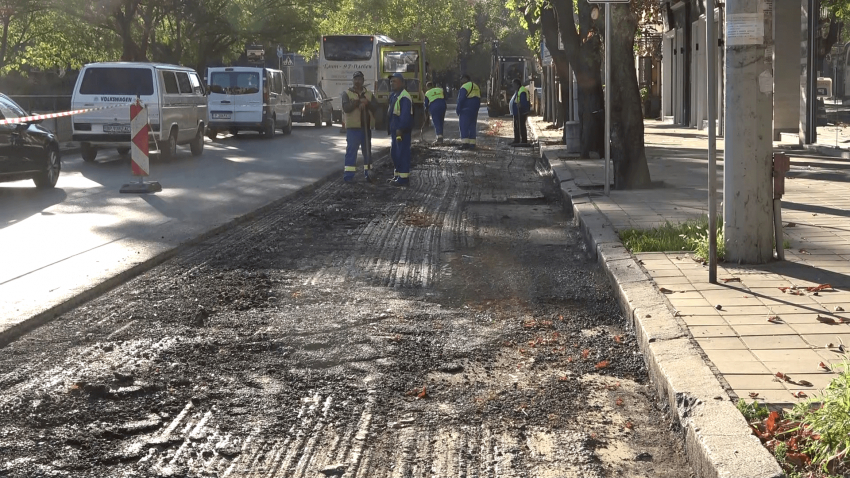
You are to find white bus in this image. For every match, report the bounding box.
[318,34,393,123]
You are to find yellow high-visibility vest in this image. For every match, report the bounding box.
[393,90,414,116]
[424,87,444,103]
[461,82,480,99]
[344,88,375,129]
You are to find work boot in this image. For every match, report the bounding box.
[364,171,373,183]
[389,177,409,187]
[436,136,443,144]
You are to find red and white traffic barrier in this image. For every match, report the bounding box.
[120,99,161,194]
[130,100,150,177]
[0,103,128,126]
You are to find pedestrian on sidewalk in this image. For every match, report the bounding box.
[456,74,481,150]
[387,72,413,186]
[423,81,447,144]
[341,71,377,182]
[509,78,530,146]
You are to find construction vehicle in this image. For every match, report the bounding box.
[374,42,427,129]
[487,46,528,117]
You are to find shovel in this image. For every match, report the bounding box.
[362,103,374,183]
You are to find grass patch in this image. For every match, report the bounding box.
[619,216,725,261]
[747,360,850,476]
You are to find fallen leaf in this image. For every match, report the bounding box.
[558,315,564,321]
[796,380,814,387]
[613,335,623,344]
[806,284,833,292]
[791,391,808,399]
[581,349,590,359]
[835,306,845,312]
[417,386,428,399]
[749,392,760,399]
[819,361,831,371]
[722,277,742,283]
[785,451,810,467]
[615,397,624,406]
[786,222,796,227]
[817,315,842,325]
[776,372,791,382]
[799,249,810,254]
[558,376,569,382]
[766,411,780,433]
[624,421,634,430]
[767,316,782,323]
[595,360,610,369]
[659,287,674,294]
[567,356,574,363]
[779,287,789,293]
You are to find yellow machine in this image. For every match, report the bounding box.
[374,42,426,129]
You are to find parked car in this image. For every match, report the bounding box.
[206,66,293,139]
[0,93,61,189]
[71,62,208,162]
[291,85,333,127]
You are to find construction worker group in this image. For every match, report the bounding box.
[341,72,529,185]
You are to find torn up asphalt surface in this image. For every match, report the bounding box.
[0,119,693,477]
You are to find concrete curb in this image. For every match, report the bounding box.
[0,148,392,348]
[530,125,782,478]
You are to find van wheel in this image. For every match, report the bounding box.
[161,129,177,160]
[283,114,292,135]
[190,127,205,156]
[314,112,323,128]
[263,117,275,139]
[81,143,97,162]
[117,147,130,155]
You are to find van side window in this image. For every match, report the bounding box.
[176,72,193,94]
[188,73,203,95]
[162,71,179,94]
[273,72,283,95]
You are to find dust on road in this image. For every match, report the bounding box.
[0,119,693,477]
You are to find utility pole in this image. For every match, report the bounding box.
[723,0,775,263]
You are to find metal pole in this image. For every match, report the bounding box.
[604,3,611,195]
[707,0,717,283]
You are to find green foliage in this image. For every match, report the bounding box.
[737,398,770,422]
[789,360,850,470]
[619,215,724,262]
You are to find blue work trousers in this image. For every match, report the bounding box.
[428,100,447,137]
[391,131,412,184]
[458,103,480,147]
[344,128,371,180]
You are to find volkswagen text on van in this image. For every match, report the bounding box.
[206,67,293,139]
[71,62,208,162]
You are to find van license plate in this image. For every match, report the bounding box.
[212,113,231,119]
[103,124,130,134]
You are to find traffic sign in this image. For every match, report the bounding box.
[282,56,293,66]
[277,46,284,59]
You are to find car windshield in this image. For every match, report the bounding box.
[292,87,315,102]
[79,67,154,96]
[323,36,373,61]
[382,51,419,73]
[209,72,260,95]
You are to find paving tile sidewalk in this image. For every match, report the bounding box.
[534,117,850,408]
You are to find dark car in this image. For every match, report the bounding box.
[0,94,61,189]
[291,85,333,127]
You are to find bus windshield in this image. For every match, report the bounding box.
[323,36,374,61]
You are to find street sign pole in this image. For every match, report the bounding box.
[604,3,611,195]
[706,0,718,283]
[588,0,629,195]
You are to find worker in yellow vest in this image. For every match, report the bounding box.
[387,72,413,186]
[510,78,530,146]
[456,74,481,150]
[423,81,447,143]
[341,71,377,182]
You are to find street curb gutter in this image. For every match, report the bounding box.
[0,149,391,349]
[532,138,782,477]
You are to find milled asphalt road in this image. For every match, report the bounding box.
[0,124,388,336]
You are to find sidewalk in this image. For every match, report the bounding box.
[534,117,850,408]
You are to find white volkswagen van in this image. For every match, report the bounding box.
[205,67,293,139]
[71,62,208,162]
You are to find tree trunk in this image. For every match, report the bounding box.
[609,5,651,189]
[544,0,604,158]
[0,17,9,70]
